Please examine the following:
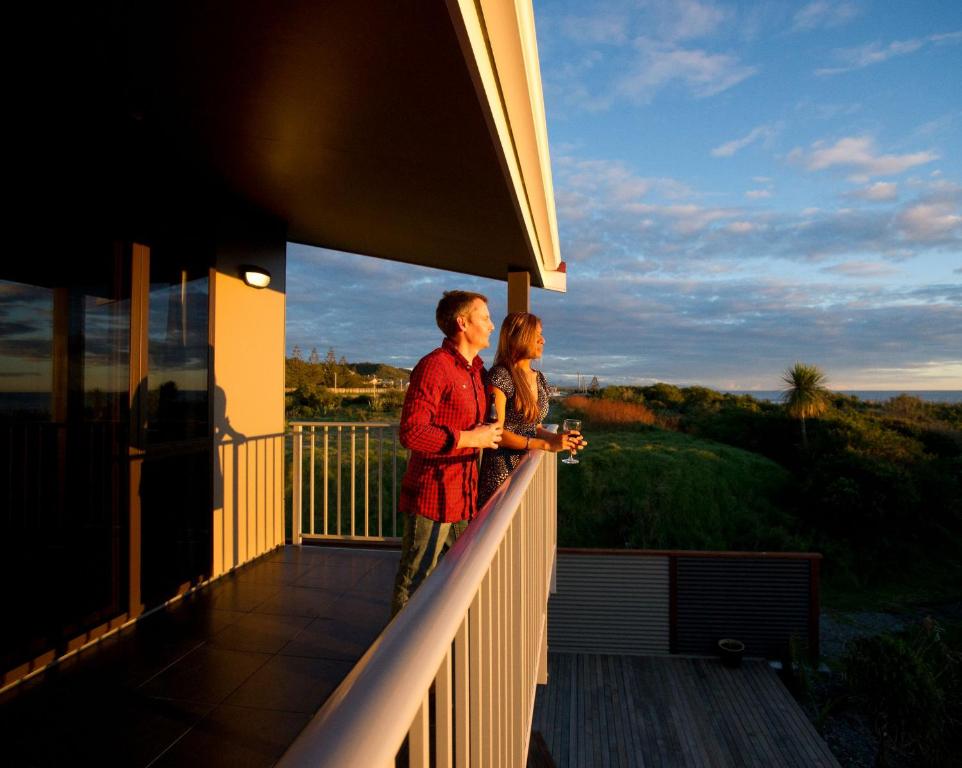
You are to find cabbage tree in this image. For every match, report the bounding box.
[781,362,829,449]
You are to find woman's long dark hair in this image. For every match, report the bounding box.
[493,312,542,424]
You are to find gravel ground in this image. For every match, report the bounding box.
[796,603,962,768]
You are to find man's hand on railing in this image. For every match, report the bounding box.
[457,423,503,450]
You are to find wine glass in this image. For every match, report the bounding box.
[561,419,581,464]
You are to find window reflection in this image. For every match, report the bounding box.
[0,281,54,420]
[147,266,209,442]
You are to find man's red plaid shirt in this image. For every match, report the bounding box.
[399,338,488,523]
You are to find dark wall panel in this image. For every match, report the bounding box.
[675,557,812,660]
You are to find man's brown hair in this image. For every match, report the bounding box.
[436,290,488,338]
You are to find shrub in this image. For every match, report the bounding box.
[843,619,961,765]
[564,395,656,428]
[640,383,685,409]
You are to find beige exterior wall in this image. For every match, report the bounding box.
[211,227,287,577]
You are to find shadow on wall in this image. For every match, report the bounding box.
[213,381,286,575]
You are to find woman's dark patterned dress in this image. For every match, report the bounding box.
[478,364,550,509]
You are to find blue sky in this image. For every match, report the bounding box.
[287,0,962,391]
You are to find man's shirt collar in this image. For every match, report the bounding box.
[441,337,484,372]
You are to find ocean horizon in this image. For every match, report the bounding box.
[725,390,962,405]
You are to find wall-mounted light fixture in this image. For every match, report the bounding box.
[241,265,271,289]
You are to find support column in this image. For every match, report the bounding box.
[507,271,530,314]
[128,243,149,621]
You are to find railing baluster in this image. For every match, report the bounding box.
[309,426,315,536]
[350,425,356,537]
[392,431,397,537]
[336,426,342,536]
[409,695,430,768]
[377,427,383,537]
[364,427,369,538]
[469,590,483,768]
[491,550,502,765]
[483,572,493,768]
[503,545,511,765]
[436,650,453,768]
[292,425,302,544]
[323,426,329,536]
[509,539,517,763]
[455,619,469,768]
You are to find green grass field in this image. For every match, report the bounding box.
[558,427,808,552]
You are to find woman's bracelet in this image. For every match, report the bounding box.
[525,436,531,451]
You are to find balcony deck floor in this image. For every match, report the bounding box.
[531,652,840,768]
[4,547,841,768]
[0,545,400,768]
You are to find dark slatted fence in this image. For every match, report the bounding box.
[673,555,817,659]
[549,550,821,660]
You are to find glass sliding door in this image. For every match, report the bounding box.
[138,254,212,607]
[1,242,214,678]
[0,251,131,674]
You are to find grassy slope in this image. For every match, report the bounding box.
[558,427,807,552]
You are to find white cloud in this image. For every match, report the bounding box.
[726,221,756,234]
[618,41,758,102]
[816,31,962,75]
[898,201,962,241]
[559,14,629,46]
[647,0,728,42]
[820,261,901,278]
[792,1,859,32]
[555,156,694,206]
[625,202,737,234]
[746,189,773,199]
[849,182,898,202]
[791,136,937,179]
[711,123,780,157]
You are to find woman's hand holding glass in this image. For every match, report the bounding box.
[560,419,587,464]
[546,429,585,454]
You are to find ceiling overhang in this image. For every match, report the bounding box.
[157,0,564,291]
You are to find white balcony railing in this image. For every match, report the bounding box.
[279,441,558,767]
[290,422,402,542]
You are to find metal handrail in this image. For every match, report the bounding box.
[278,441,557,767]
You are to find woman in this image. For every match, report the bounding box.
[478,312,585,508]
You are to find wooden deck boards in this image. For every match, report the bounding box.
[531,654,840,768]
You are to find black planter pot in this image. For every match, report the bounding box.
[718,638,745,668]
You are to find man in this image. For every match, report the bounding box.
[391,290,503,616]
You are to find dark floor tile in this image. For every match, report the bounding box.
[150,704,311,768]
[190,579,281,613]
[349,567,396,598]
[210,612,313,654]
[2,686,209,767]
[139,645,271,705]
[144,603,247,645]
[15,628,209,695]
[234,560,313,586]
[263,547,326,565]
[332,592,392,628]
[291,568,356,589]
[224,654,354,713]
[280,616,381,662]
[250,586,341,618]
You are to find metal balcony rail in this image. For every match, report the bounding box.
[279,441,558,768]
[289,422,403,542]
